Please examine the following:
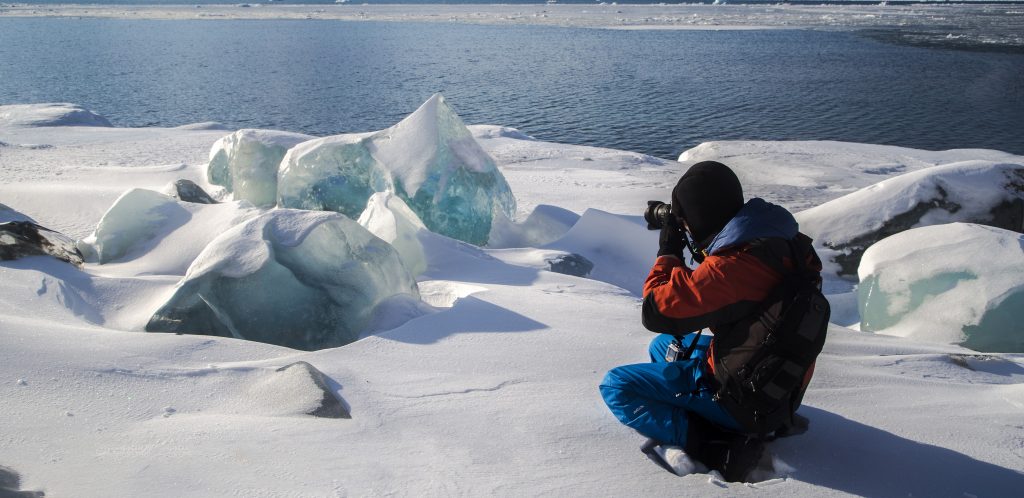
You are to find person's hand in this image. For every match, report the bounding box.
[658,217,685,259]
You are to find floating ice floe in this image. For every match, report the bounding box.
[797,161,1024,276]
[858,223,1024,353]
[207,129,315,208]
[278,94,515,245]
[146,209,421,350]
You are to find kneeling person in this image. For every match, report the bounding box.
[599,161,826,481]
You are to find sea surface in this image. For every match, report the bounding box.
[1,17,1023,158]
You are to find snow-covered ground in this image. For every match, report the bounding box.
[2,103,1023,496]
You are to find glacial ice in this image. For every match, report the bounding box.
[797,161,1023,276]
[145,209,420,350]
[357,192,428,277]
[277,94,515,245]
[207,129,314,208]
[858,223,1024,353]
[77,188,190,264]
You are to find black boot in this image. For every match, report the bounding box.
[684,416,769,483]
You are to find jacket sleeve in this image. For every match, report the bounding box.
[641,252,782,335]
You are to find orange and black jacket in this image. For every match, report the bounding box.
[641,198,823,377]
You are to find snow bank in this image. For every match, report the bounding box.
[207,128,315,208]
[858,223,1024,352]
[487,204,580,249]
[680,140,1020,213]
[146,209,421,350]
[0,103,112,127]
[797,160,1024,276]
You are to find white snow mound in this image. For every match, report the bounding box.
[0,103,112,127]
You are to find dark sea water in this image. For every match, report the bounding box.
[1,17,1022,158]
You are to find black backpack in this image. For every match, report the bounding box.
[709,234,830,437]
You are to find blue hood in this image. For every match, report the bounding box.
[704,198,798,256]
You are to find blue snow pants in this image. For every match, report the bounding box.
[599,333,743,447]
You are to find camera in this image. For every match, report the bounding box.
[644,200,673,231]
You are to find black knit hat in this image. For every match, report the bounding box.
[671,161,744,244]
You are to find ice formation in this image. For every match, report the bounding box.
[145,209,420,350]
[207,129,315,208]
[357,192,428,277]
[797,161,1024,275]
[77,188,191,264]
[278,94,516,245]
[858,223,1024,353]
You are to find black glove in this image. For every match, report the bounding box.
[657,217,685,259]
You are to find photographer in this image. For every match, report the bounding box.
[599,161,824,482]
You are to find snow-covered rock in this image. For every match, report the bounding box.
[207,129,315,208]
[798,161,1024,276]
[278,94,516,245]
[145,209,421,350]
[357,192,428,277]
[0,103,112,127]
[858,223,1024,352]
[0,221,83,266]
[163,179,218,204]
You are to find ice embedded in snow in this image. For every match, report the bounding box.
[145,209,421,350]
[77,188,191,264]
[797,161,1024,276]
[207,129,315,208]
[858,223,1024,353]
[357,192,428,277]
[277,94,516,245]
